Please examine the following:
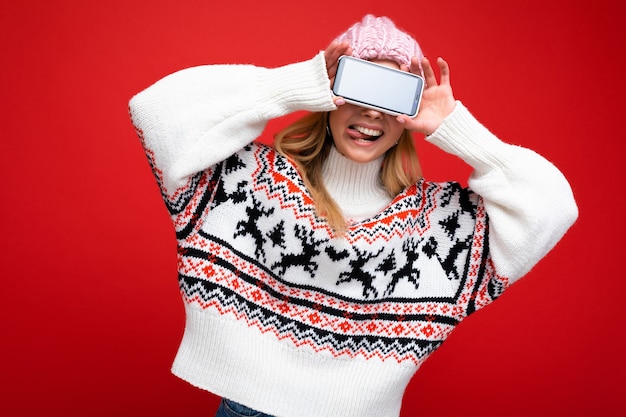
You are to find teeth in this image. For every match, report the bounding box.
[354,125,383,137]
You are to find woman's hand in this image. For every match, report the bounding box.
[324,41,352,106]
[397,57,456,136]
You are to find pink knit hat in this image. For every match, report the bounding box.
[334,15,423,72]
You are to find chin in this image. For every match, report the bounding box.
[336,142,386,163]
[343,150,381,164]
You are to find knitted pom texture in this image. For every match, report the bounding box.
[334,15,423,69]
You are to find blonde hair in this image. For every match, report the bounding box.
[274,112,422,234]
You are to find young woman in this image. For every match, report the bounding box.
[129,15,577,417]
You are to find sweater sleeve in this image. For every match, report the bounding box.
[129,52,336,196]
[426,101,578,284]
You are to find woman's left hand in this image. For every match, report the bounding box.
[397,56,457,136]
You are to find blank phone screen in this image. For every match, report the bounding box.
[333,57,423,116]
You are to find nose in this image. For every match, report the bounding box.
[361,107,384,119]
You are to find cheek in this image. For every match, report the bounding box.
[328,108,349,137]
[329,106,351,122]
[379,134,402,153]
[385,118,406,142]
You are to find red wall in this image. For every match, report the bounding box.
[1,1,624,416]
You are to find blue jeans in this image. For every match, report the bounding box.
[214,398,275,417]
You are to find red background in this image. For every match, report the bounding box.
[1,1,625,416]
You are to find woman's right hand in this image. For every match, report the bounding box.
[324,41,352,105]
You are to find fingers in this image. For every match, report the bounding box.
[324,41,351,80]
[409,56,422,76]
[437,57,450,86]
[421,57,437,88]
[324,41,346,64]
[420,56,451,87]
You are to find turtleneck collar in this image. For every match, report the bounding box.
[321,146,393,222]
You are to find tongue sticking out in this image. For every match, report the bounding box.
[350,125,383,141]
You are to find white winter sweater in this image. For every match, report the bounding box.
[129,52,578,417]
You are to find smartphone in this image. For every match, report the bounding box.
[332,56,424,118]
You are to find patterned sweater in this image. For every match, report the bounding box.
[129,52,578,417]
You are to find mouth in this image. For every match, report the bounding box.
[349,125,384,142]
